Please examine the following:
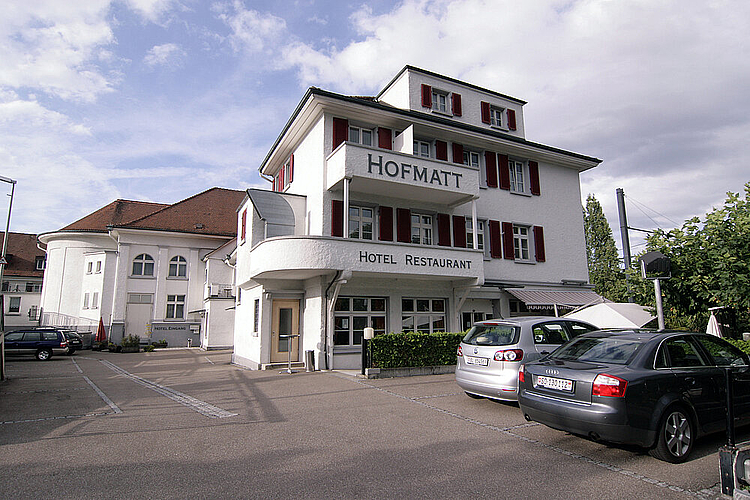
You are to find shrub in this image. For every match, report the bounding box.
[369,331,464,369]
[121,335,140,347]
[143,344,155,352]
[726,338,750,355]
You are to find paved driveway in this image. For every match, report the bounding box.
[0,349,736,499]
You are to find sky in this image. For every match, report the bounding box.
[1,0,748,257]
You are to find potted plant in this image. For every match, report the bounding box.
[153,338,168,348]
[120,335,140,353]
[107,342,121,353]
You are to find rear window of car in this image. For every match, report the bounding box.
[462,325,519,346]
[693,335,749,367]
[548,336,642,364]
[22,332,41,341]
[41,331,59,341]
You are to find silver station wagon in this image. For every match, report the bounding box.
[455,317,598,401]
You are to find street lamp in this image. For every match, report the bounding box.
[0,175,17,381]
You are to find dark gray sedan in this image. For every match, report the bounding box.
[518,330,750,462]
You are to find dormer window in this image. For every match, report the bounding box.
[431,89,448,113]
[35,256,46,270]
[490,106,504,127]
[420,84,461,117]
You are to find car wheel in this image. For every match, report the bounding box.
[649,406,694,463]
[36,348,53,361]
[65,348,76,356]
[465,391,484,399]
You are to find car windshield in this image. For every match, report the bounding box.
[462,324,519,346]
[548,336,643,365]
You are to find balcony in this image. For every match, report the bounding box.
[326,143,479,206]
[241,235,485,285]
[207,283,235,299]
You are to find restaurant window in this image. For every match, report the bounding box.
[334,297,387,346]
[402,298,446,334]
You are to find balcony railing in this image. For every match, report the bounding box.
[208,283,235,299]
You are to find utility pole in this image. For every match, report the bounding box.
[616,188,633,302]
[0,175,17,381]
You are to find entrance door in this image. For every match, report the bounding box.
[271,299,300,363]
[126,296,153,339]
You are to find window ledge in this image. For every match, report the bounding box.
[513,260,536,265]
[130,275,156,279]
[490,125,510,132]
[167,276,189,281]
[510,190,532,197]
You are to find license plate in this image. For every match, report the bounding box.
[536,375,573,392]
[465,356,489,366]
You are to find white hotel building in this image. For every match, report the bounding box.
[232,66,603,371]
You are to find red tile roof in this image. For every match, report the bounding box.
[0,232,46,277]
[61,200,168,232]
[115,188,247,237]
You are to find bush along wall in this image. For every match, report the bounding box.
[369,332,464,369]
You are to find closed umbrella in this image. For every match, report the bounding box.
[95,317,107,342]
[706,312,723,338]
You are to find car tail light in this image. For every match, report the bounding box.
[518,364,525,383]
[457,345,463,357]
[592,374,628,397]
[494,349,523,362]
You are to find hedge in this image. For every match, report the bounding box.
[369,331,464,369]
[726,339,750,355]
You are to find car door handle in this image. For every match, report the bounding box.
[540,351,550,355]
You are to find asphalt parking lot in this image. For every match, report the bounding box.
[0,349,738,499]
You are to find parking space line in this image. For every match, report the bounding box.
[100,360,236,419]
[341,375,717,499]
[0,411,117,425]
[83,375,122,414]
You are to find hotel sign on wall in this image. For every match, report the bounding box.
[366,154,463,189]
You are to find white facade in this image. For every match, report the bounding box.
[1,232,47,329]
[232,66,602,371]
[38,188,245,346]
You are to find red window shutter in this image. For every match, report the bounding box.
[279,166,285,190]
[421,84,432,108]
[481,101,491,124]
[331,200,344,237]
[529,161,540,195]
[379,206,393,241]
[498,154,511,190]
[437,213,451,246]
[485,151,498,188]
[507,109,517,130]
[452,215,466,248]
[435,140,448,161]
[451,93,462,116]
[288,154,294,183]
[489,220,501,258]
[452,143,464,164]
[332,117,348,150]
[502,222,515,260]
[396,208,411,243]
[241,209,247,241]
[378,127,392,150]
[534,226,546,262]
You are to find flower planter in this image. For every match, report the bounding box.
[120,345,139,353]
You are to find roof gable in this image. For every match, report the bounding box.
[0,232,46,277]
[61,200,168,232]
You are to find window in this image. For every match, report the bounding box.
[166,294,185,319]
[411,213,433,245]
[402,298,446,334]
[334,297,387,346]
[463,151,480,168]
[461,312,486,331]
[83,293,90,309]
[35,256,46,270]
[490,106,504,127]
[348,206,374,240]
[413,140,431,158]
[8,296,20,314]
[128,293,153,304]
[92,292,99,309]
[253,298,260,335]
[348,125,373,146]
[655,338,706,368]
[169,256,187,277]
[509,159,526,193]
[513,225,530,261]
[431,90,448,113]
[28,305,38,320]
[466,219,485,251]
[96,261,102,273]
[132,254,154,276]
[87,262,93,274]
[25,282,41,293]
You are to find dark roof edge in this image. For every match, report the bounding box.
[260,88,601,171]
[376,65,527,105]
[107,225,236,238]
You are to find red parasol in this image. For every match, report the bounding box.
[95,317,107,342]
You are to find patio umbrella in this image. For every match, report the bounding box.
[95,317,107,342]
[706,311,723,338]
[564,303,656,329]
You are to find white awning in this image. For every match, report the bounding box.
[506,289,603,310]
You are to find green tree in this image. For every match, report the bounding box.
[583,194,628,302]
[638,182,750,334]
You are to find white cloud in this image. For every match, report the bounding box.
[123,0,182,24]
[143,43,187,69]
[213,1,286,53]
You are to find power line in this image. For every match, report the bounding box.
[624,194,680,228]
